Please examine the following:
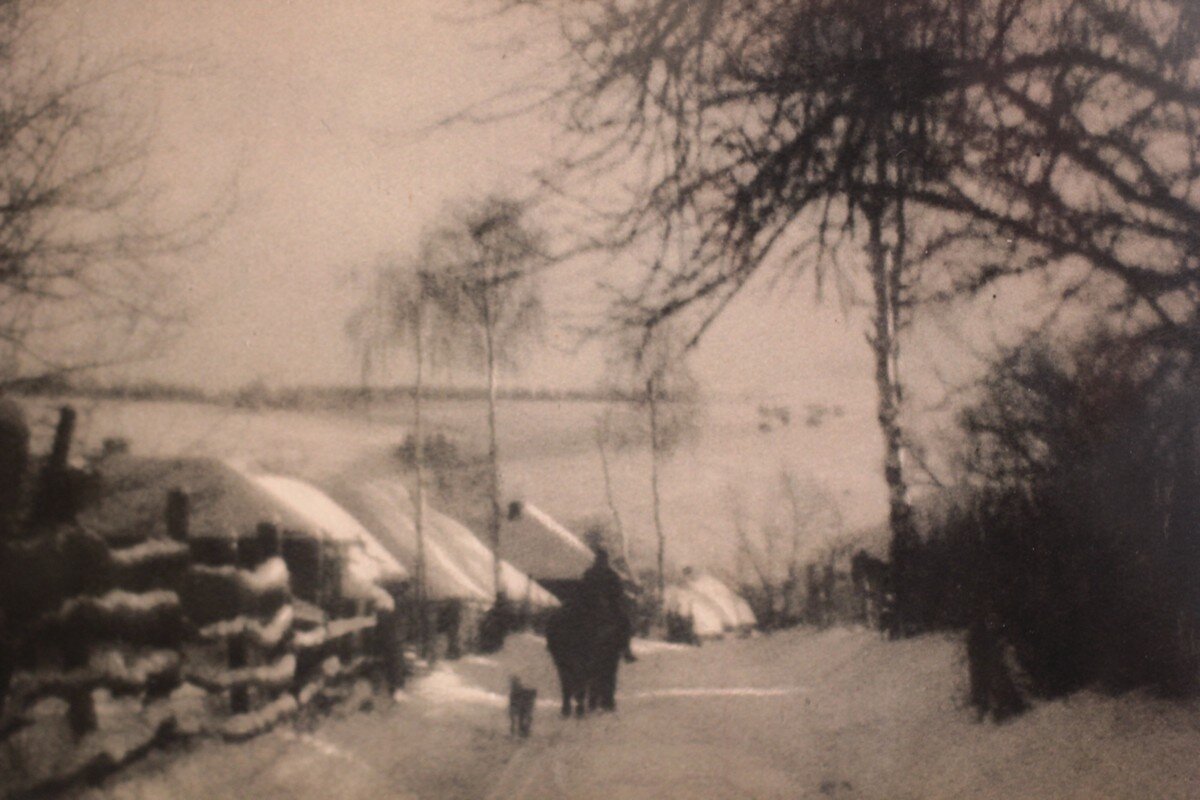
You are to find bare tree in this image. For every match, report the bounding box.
[910,0,1200,346]
[601,324,701,614]
[346,255,477,655]
[505,0,1200,632]
[0,3,217,388]
[505,0,1000,632]
[420,196,547,599]
[593,405,631,567]
[344,267,392,411]
[731,470,843,628]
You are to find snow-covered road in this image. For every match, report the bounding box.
[73,629,1200,800]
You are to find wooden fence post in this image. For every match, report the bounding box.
[228,536,250,715]
[167,489,189,542]
[31,406,78,526]
[48,406,76,473]
[256,522,280,559]
[0,397,29,539]
[63,633,96,738]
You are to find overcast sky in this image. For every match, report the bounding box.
[45,0,1063,418]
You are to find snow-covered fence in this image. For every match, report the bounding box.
[288,536,387,709]
[1,430,408,796]
[2,484,190,794]
[181,518,296,734]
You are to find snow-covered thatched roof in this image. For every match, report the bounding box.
[80,457,406,610]
[325,477,558,609]
[329,479,493,604]
[664,585,729,638]
[246,473,408,609]
[81,456,312,542]
[687,573,757,629]
[665,572,757,637]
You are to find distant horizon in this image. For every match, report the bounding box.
[9,371,826,408]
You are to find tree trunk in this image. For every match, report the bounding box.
[596,426,629,567]
[866,189,917,638]
[360,297,374,420]
[648,375,666,616]
[484,307,503,601]
[413,303,429,658]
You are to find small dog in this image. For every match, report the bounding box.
[508,676,537,738]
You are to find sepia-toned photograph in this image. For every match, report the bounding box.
[1,1,1198,797]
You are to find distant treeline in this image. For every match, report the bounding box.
[5,375,214,404]
[6,375,644,408]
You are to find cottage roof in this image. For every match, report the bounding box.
[687,572,757,629]
[499,501,594,582]
[663,585,729,638]
[81,456,311,542]
[325,477,558,609]
[247,473,408,590]
[81,457,406,610]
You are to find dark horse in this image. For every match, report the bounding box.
[545,596,627,717]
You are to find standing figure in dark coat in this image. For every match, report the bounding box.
[581,548,637,664]
[547,547,640,717]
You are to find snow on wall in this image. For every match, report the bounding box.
[293,615,376,650]
[8,648,181,697]
[240,557,289,595]
[55,589,180,618]
[198,605,294,648]
[219,693,298,740]
[190,557,290,597]
[109,538,189,568]
[186,653,296,691]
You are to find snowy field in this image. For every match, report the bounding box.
[66,628,1200,800]
[18,394,890,575]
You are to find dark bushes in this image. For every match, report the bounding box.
[914,329,1200,716]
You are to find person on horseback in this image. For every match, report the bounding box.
[581,548,637,663]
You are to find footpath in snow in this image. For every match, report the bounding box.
[69,628,1200,800]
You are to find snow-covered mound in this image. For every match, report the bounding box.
[664,585,730,638]
[356,482,492,603]
[664,573,756,637]
[687,573,757,630]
